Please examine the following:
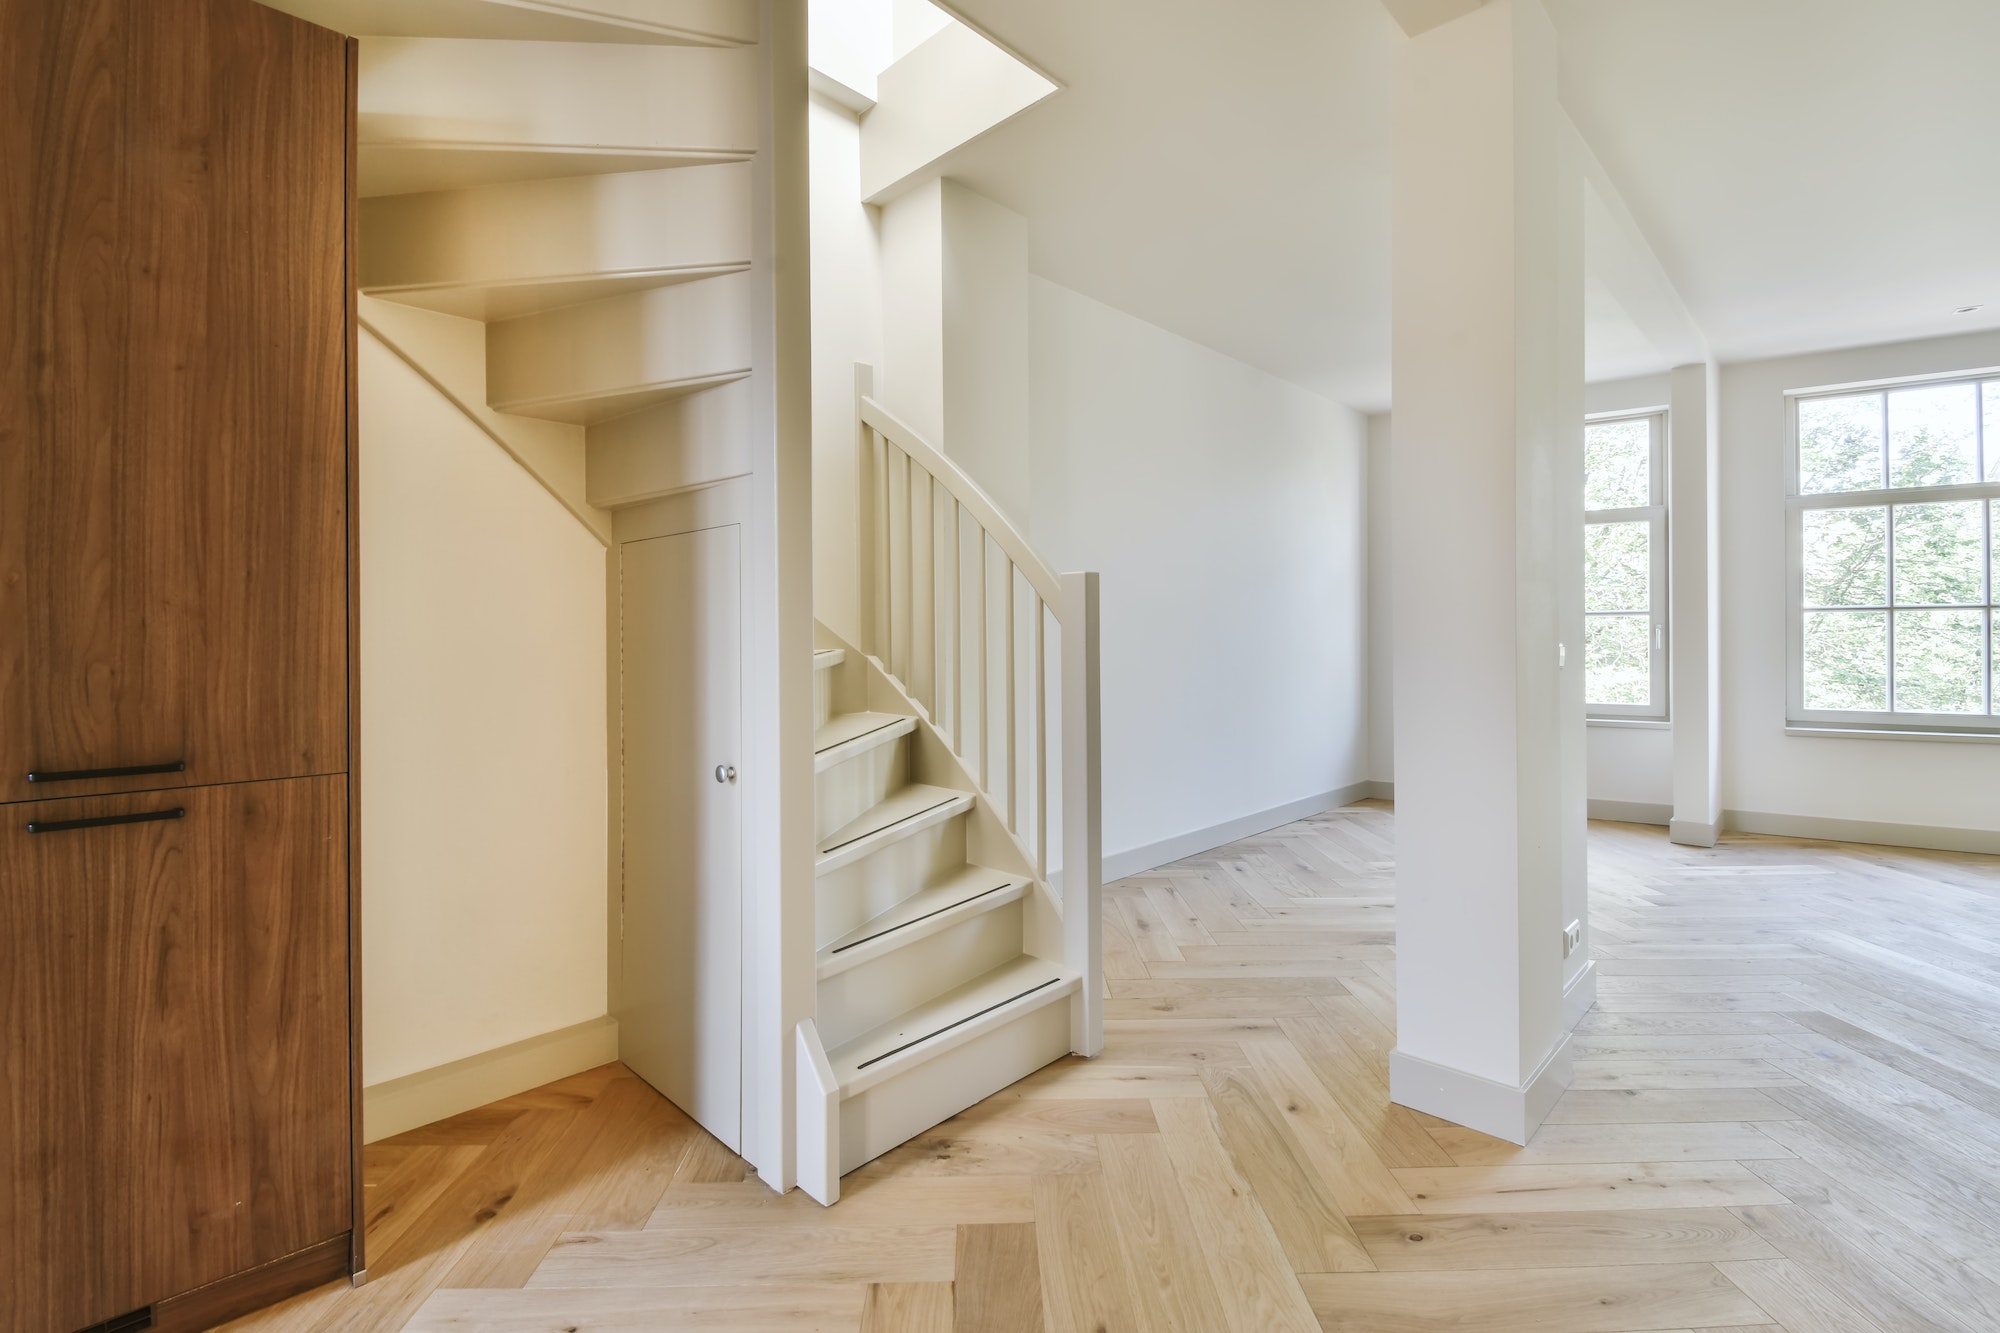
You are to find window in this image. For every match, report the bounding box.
[1585,411,1668,719]
[1789,373,2000,732]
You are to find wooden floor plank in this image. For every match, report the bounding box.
[1300,1263,1772,1333]
[953,1222,1046,1333]
[217,808,2000,1333]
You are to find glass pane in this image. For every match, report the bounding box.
[1803,610,1888,711]
[1585,418,1650,510]
[1893,608,1986,713]
[1988,382,2000,483]
[1892,501,1984,605]
[1798,393,1883,494]
[1586,615,1650,707]
[1888,382,1978,488]
[1802,507,1887,607]
[1585,521,1649,613]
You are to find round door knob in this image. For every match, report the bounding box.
[715,765,736,783]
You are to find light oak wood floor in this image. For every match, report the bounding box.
[227,802,2000,1331]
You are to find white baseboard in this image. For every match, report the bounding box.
[1722,808,2000,856]
[364,1014,620,1143]
[1388,1034,1573,1146]
[1669,817,1721,847]
[1101,781,1375,883]
[1563,958,1598,1029]
[1587,798,1672,826]
[1359,779,1394,802]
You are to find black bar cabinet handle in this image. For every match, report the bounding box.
[26,808,185,835]
[25,760,186,785]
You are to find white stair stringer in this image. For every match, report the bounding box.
[801,629,1083,1197]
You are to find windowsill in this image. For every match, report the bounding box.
[1785,725,2000,745]
[1587,718,1672,730]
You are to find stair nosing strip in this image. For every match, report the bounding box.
[817,793,964,858]
[814,716,903,757]
[829,881,1018,957]
[853,977,1063,1073]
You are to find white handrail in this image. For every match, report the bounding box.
[853,368,1102,1058]
[861,397,1063,608]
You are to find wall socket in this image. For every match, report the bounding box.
[1562,920,1583,959]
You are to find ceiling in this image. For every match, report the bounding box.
[1548,0,2000,370]
[937,0,1401,412]
[936,0,2000,415]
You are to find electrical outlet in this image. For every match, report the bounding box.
[1562,920,1583,959]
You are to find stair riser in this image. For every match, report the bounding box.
[816,817,966,947]
[817,900,1025,1050]
[838,997,1073,1174]
[814,668,832,731]
[814,739,907,843]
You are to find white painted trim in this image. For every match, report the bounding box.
[794,1020,839,1206]
[1388,1032,1573,1147]
[363,1015,619,1144]
[1101,781,1376,884]
[1723,808,2000,856]
[1359,779,1395,802]
[1784,725,2000,745]
[1562,958,1598,1030]
[1669,818,1720,848]
[1587,798,1671,826]
[1586,717,1671,730]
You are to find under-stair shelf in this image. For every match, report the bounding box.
[814,784,972,874]
[818,866,1026,979]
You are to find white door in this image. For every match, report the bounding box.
[619,523,742,1149]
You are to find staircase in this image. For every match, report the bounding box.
[795,389,1103,1202]
[263,0,1100,1204]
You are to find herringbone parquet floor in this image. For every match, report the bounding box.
[226,801,2000,1331]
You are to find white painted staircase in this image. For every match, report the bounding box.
[794,391,1103,1202]
[805,642,1080,1180]
[261,0,1100,1205]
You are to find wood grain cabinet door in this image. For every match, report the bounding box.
[0,0,349,806]
[0,778,351,1333]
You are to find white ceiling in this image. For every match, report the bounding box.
[1548,0,2000,368]
[939,0,2000,415]
[937,0,1402,412]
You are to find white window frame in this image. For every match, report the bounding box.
[1585,408,1669,721]
[1786,368,2000,735]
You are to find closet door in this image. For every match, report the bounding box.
[619,524,744,1151]
[0,0,349,806]
[0,778,351,1333]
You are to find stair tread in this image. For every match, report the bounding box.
[820,865,1024,965]
[816,784,969,861]
[814,711,910,756]
[828,955,1074,1084]
[814,647,846,670]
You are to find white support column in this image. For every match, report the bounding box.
[1386,0,1586,1146]
[1669,361,1723,846]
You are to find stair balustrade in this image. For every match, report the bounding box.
[852,368,1103,1056]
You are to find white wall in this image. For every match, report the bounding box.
[1721,328,2000,836]
[1029,278,1369,871]
[1365,412,1395,785]
[359,329,610,1086]
[808,93,882,647]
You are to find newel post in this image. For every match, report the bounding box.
[1060,570,1103,1056]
